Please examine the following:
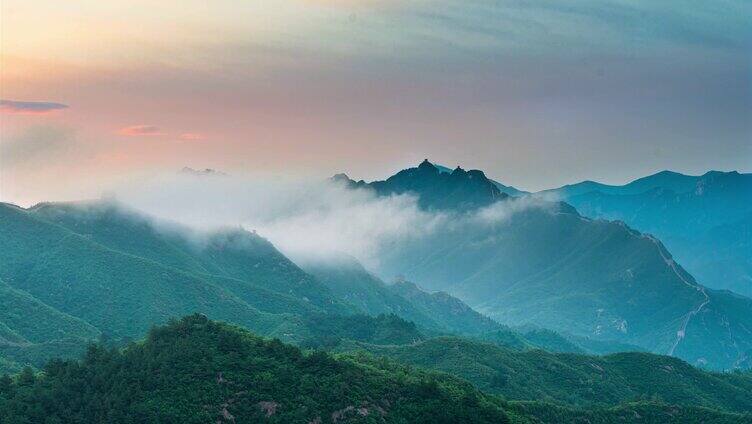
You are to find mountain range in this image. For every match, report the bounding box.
[335,161,752,370]
[3,160,752,422]
[542,170,752,297]
[0,199,578,373]
[3,315,751,423]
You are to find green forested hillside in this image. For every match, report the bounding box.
[509,401,750,424]
[3,198,752,422]
[3,316,749,424]
[0,279,100,344]
[0,201,547,372]
[298,313,424,348]
[300,257,447,329]
[343,337,752,413]
[501,328,586,354]
[0,279,101,374]
[0,203,289,340]
[30,202,350,314]
[0,315,517,424]
[387,280,501,335]
[303,256,504,336]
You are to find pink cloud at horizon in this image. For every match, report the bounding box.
[178,133,204,141]
[0,99,69,115]
[117,125,165,137]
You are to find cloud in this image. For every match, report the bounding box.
[117,125,165,136]
[108,172,549,270]
[0,125,76,167]
[472,196,554,225]
[0,99,69,115]
[178,133,204,141]
[111,173,448,268]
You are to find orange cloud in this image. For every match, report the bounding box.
[0,99,69,115]
[117,125,165,136]
[178,133,204,141]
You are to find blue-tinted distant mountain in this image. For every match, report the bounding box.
[299,255,501,335]
[337,163,752,370]
[300,254,614,354]
[434,163,529,196]
[333,159,508,210]
[544,170,752,296]
[541,170,702,198]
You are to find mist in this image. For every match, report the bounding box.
[112,173,441,268]
[111,171,546,271]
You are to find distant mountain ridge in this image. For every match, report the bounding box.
[4,182,752,420]
[433,163,529,196]
[540,169,720,198]
[299,256,502,336]
[333,159,508,210]
[543,170,752,296]
[336,161,752,370]
[1,199,576,373]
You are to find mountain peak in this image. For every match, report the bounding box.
[349,161,508,210]
[418,159,439,173]
[331,173,351,182]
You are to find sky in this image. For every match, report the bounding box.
[1,0,751,205]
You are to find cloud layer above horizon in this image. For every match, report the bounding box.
[1,99,69,115]
[1,0,750,205]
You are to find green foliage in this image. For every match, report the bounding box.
[0,315,512,423]
[30,202,351,314]
[344,337,752,413]
[304,256,507,336]
[0,203,292,342]
[299,313,424,349]
[0,279,100,344]
[387,280,502,335]
[509,400,751,424]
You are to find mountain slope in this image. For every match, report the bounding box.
[340,162,752,369]
[345,337,752,413]
[298,256,445,329]
[541,170,702,198]
[387,279,502,335]
[334,159,507,210]
[434,163,529,196]
[0,279,100,345]
[301,256,504,336]
[30,201,348,314]
[510,401,750,424]
[0,202,292,341]
[544,170,752,296]
[2,200,553,371]
[0,279,101,374]
[0,315,517,423]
